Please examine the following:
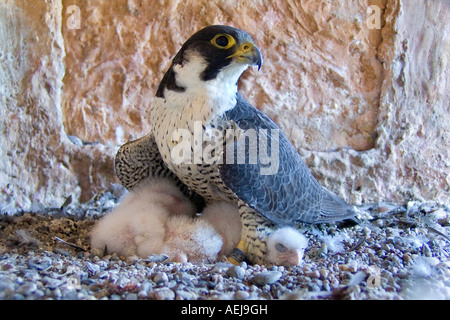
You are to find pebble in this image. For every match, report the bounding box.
[17,283,37,295]
[153,272,169,284]
[42,276,64,289]
[226,265,246,280]
[252,271,282,286]
[85,261,100,274]
[307,270,321,279]
[125,293,138,300]
[176,289,197,300]
[422,243,432,257]
[234,290,250,300]
[153,287,175,300]
[27,257,52,271]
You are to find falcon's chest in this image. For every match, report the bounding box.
[151,86,235,160]
[150,83,238,200]
[150,54,248,199]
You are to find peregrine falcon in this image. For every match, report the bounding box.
[115,25,357,264]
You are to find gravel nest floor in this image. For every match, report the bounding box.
[1,193,449,301]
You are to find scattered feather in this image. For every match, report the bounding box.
[410,256,435,278]
[54,236,86,251]
[15,229,41,247]
[321,233,349,253]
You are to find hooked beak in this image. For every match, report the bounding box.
[227,41,263,70]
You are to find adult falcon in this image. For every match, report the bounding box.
[115,25,358,264]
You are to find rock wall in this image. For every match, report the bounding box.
[1,0,448,213]
[0,0,117,212]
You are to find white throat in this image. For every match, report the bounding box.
[162,51,248,117]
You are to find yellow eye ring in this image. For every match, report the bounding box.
[211,33,236,50]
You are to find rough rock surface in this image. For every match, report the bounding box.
[1,0,449,211]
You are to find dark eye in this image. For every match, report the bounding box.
[211,34,235,49]
[215,36,229,47]
[275,243,287,253]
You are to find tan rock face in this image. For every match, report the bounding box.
[0,0,117,211]
[62,0,383,152]
[0,0,448,211]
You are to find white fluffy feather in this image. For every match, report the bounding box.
[200,201,242,256]
[160,215,223,263]
[91,178,308,266]
[264,227,308,267]
[200,203,309,266]
[90,177,223,263]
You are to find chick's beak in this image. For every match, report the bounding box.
[227,42,263,70]
[281,249,303,267]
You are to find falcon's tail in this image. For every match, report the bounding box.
[316,189,359,224]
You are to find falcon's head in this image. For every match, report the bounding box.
[265,227,308,267]
[157,25,262,98]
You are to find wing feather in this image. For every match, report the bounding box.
[219,94,356,224]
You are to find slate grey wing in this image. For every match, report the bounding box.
[218,94,357,225]
[114,133,205,211]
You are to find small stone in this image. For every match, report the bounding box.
[53,248,71,256]
[252,271,282,286]
[145,254,169,263]
[27,257,52,270]
[307,270,321,279]
[85,261,100,274]
[42,276,64,289]
[176,290,196,300]
[234,290,250,300]
[403,252,413,264]
[126,255,141,263]
[116,276,131,288]
[126,293,138,300]
[319,269,329,279]
[153,272,169,284]
[140,281,153,293]
[12,293,25,300]
[362,227,372,236]
[17,283,37,295]
[226,266,245,280]
[179,273,195,284]
[307,282,321,292]
[153,288,175,300]
[318,243,328,256]
[422,243,432,257]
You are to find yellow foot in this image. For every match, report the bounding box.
[227,241,248,265]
